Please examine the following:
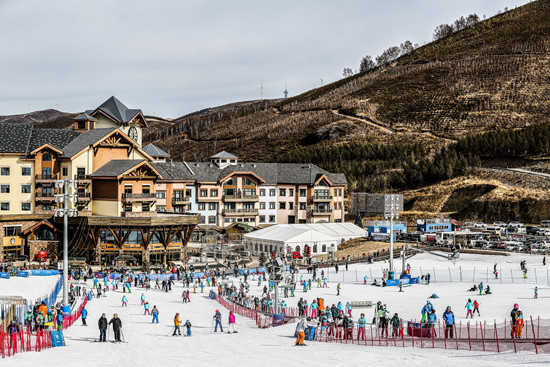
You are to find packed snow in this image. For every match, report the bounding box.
[4,253,550,366]
[0,274,60,301]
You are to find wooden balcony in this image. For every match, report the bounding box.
[312,195,333,202]
[172,197,191,205]
[121,193,157,202]
[35,192,55,201]
[35,174,58,183]
[74,174,91,184]
[223,194,259,202]
[76,192,91,201]
[310,208,332,216]
[223,208,259,216]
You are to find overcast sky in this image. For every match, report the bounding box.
[0,0,529,118]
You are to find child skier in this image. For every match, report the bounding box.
[144,301,150,315]
[228,311,237,333]
[465,299,474,318]
[535,286,539,299]
[214,310,223,332]
[473,300,480,316]
[185,320,192,336]
[121,295,128,307]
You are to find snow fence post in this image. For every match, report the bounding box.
[460,267,462,282]
[531,316,538,354]
[511,319,517,353]
[433,267,436,282]
[467,322,471,351]
[535,268,538,284]
[410,320,414,348]
[454,324,459,350]
[448,267,451,282]
[494,320,500,353]
[472,267,475,282]
[511,269,514,283]
[480,321,485,351]
[486,267,488,283]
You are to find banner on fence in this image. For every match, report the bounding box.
[30,270,60,276]
[50,330,66,347]
[17,271,30,278]
[0,272,9,279]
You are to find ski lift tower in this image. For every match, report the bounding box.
[366,194,403,279]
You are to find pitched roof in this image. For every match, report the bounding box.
[151,162,194,181]
[27,129,80,153]
[0,123,33,153]
[90,159,148,177]
[74,113,97,121]
[143,143,169,157]
[88,96,142,124]
[60,128,116,158]
[210,150,237,159]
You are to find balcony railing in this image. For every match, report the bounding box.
[76,192,91,200]
[74,174,91,181]
[311,208,332,215]
[35,192,55,200]
[223,208,259,216]
[121,193,157,201]
[312,195,333,201]
[35,174,57,181]
[223,194,259,201]
[172,196,191,204]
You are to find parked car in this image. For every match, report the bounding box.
[526,226,540,235]
[474,222,487,229]
[493,221,507,227]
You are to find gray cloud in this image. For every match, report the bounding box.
[0,0,528,117]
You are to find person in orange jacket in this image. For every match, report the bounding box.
[38,301,48,318]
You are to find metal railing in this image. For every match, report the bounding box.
[121,193,157,200]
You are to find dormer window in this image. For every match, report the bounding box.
[43,153,52,162]
[77,121,86,130]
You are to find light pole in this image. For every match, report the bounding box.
[55,179,78,307]
[384,195,400,278]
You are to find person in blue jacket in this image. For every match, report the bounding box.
[421,300,433,323]
[428,309,437,337]
[213,310,223,332]
[81,306,88,325]
[442,306,455,339]
[56,311,63,331]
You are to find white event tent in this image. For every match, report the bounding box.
[243,222,366,256]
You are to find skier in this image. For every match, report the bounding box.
[346,301,352,317]
[151,306,159,324]
[56,311,63,330]
[443,306,455,339]
[81,306,88,325]
[421,300,433,323]
[336,283,341,296]
[390,313,401,337]
[478,282,483,295]
[357,313,367,340]
[25,310,33,332]
[465,299,474,318]
[173,313,181,336]
[310,300,318,318]
[185,320,192,336]
[515,310,524,338]
[228,311,237,333]
[473,300,480,316]
[428,309,437,337]
[121,295,128,307]
[141,293,146,305]
[280,300,287,317]
[534,286,539,299]
[213,310,223,332]
[98,313,108,342]
[144,301,150,315]
[510,303,519,337]
[109,313,123,342]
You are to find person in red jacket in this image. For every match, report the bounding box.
[228,311,237,333]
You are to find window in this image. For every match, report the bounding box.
[243,178,255,186]
[269,215,276,223]
[322,244,327,252]
[198,203,205,210]
[279,202,286,210]
[185,189,192,197]
[288,202,293,210]
[156,191,166,199]
[208,216,216,224]
[224,178,234,186]
[259,215,266,223]
[36,229,54,240]
[142,185,151,194]
[221,159,227,163]
[299,189,306,197]
[208,203,216,210]
[210,189,218,197]
[22,167,31,176]
[1,185,9,193]
[124,185,132,194]
[124,205,132,212]
[269,202,275,210]
[43,153,52,161]
[269,189,276,196]
[3,226,20,236]
[199,216,206,224]
[42,204,51,211]
[62,167,68,177]
[300,203,306,210]
[142,203,150,212]
[259,202,266,210]
[230,159,236,163]
[21,202,31,211]
[313,244,318,253]
[1,202,9,211]
[200,189,208,197]
[157,206,166,212]
[1,167,9,176]
[289,189,294,197]
[77,167,86,176]
[259,189,266,196]
[279,189,286,196]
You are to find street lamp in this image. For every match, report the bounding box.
[384,194,400,278]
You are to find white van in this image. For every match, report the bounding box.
[541,220,550,228]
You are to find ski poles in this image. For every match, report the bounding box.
[120,329,125,342]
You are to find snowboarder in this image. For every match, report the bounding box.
[228,311,237,333]
[109,313,122,342]
[473,300,480,316]
[443,306,455,339]
[213,310,223,332]
[173,313,181,336]
[295,316,308,346]
[151,306,159,323]
[98,313,107,342]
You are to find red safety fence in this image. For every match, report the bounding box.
[0,329,53,358]
[1,293,90,358]
[311,316,550,354]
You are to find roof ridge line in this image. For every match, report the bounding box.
[24,124,35,156]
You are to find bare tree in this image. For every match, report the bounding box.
[433,24,454,41]
[342,68,354,78]
[359,55,375,73]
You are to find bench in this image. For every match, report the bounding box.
[350,301,373,308]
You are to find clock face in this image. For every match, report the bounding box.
[128,126,138,142]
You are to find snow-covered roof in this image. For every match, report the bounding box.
[244,222,366,244]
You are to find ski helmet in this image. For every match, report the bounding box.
[176,313,179,316]
[114,313,118,317]
[102,313,106,317]
[514,303,519,308]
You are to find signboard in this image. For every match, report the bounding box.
[31,270,60,276]
[17,271,30,277]
[50,330,66,347]
[0,272,10,279]
[364,194,403,215]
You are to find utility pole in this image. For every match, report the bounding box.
[384,194,400,278]
[260,81,264,100]
[55,178,78,307]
